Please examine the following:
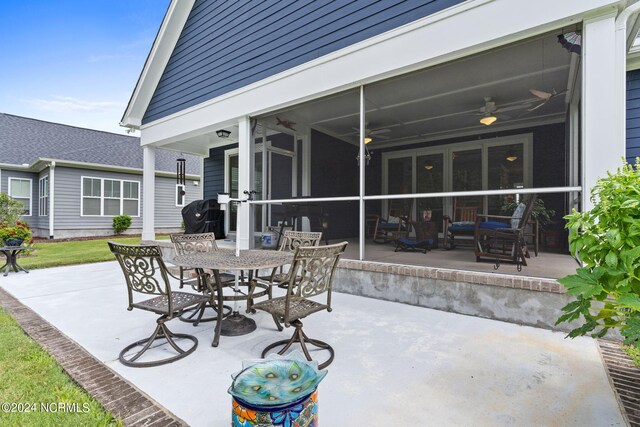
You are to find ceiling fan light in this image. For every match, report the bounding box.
[480,115,497,126]
[364,137,373,144]
[424,164,434,170]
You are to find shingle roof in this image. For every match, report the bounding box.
[0,113,200,174]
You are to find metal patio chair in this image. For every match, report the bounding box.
[252,241,348,369]
[170,233,233,325]
[109,242,223,367]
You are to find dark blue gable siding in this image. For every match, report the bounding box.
[143,0,465,124]
[628,70,640,164]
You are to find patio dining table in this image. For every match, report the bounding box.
[172,249,293,345]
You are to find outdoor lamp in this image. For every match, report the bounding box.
[216,129,231,138]
[479,115,497,126]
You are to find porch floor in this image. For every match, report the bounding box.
[343,239,577,279]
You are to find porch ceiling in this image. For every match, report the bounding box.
[264,31,577,147]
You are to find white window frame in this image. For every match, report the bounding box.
[8,177,32,217]
[122,180,140,217]
[80,176,140,217]
[39,175,49,216]
[103,179,122,216]
[176,184,186,207]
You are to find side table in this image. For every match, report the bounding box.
[0,246,32,276]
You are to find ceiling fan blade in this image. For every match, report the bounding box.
[527,100,549,112]
[529,89,553,100]
[370,128,391,134]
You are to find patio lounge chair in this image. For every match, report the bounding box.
[442,198,479,249]
[473,194,538,271]
[170,233,233,325]
[394,221,436,254]
[109,242,223,367]
[252,241,348,369]
[372,198,413,244]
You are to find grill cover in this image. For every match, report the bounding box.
[181,199,225,238]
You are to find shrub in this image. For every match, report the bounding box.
[0,192,26,225]
[112,215,132,234]
[556,159,640,348]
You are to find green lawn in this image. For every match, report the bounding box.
[17,236,169,270]
[0,308,121,426]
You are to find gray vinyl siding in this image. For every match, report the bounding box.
[0,169,40,224]
[143,0,464,123]
[53,167,144,232]
[155,176,201,228]
[628,69,640,164]
[203,144,235,200]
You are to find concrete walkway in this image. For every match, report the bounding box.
[0,262,626,426]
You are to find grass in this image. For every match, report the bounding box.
[17,236,169,270]
[0,307,121,426]
[623,345,640,368]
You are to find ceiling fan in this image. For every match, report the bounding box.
[474,97,530,125]
[351,123,391,143]
[527,89,568,112]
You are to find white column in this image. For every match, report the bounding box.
[142,145,156,241]
[582,12,621,210]
[237,116,254,249]
[49,161,55,239]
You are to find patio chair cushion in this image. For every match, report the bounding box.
[479,221,510,230]
[449,221,475,232]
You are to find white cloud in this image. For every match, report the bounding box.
[23,96,123,112]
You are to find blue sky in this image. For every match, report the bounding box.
[0,0,170,135]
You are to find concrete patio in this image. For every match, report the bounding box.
[0,261,626,426]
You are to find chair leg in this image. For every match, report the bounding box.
[119,317,198,368]
[179,301,231,326]
[261,319,334,369]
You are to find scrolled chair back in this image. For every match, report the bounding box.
[287,242,348,302]
[170,232,218,255]
[278,231,323,252]
[108,242,173,311]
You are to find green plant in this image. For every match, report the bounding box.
[501,197,555,229]
[556,160,640,349]
[112,215,132,234]
[0,192,26,225]
[0,221,32,242]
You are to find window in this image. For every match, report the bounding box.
[39,176,49,216]
[82,177,101,216]
[8,178,32,216]
[123,181,139,216]
[103,179,121,216]
[176,184,185,207]
[81,177,139,217]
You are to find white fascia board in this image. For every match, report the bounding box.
[120,0,196,129]
[140,0,621,147]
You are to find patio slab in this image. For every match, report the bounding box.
[0,261,626,426]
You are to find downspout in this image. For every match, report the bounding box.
[49,161,55,239]
[615,1,640,150]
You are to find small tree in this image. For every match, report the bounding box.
[0,192,26,226]
[112,215,132,234]
[557,160,640,348]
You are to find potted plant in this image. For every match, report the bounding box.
[500,197,555,229]
[556,160,640,349]
[0,221,32,247]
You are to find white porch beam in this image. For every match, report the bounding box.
[582,12,621,211]
[237,116,254,249]
[142,145,156,240]
[49,161,55,239]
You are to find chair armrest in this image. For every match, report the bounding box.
[476,214,512,220]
